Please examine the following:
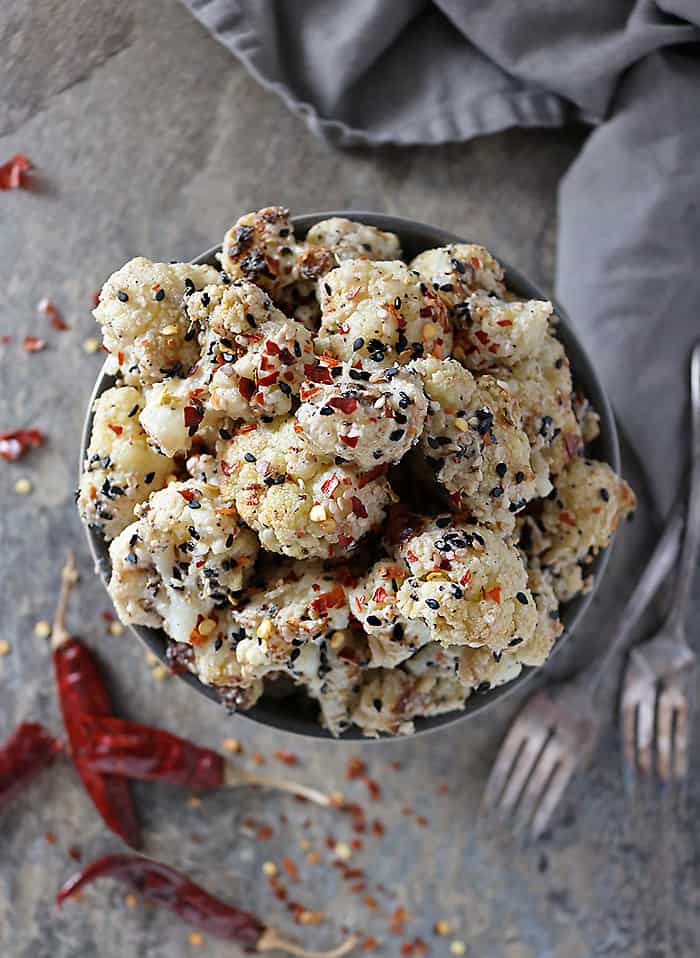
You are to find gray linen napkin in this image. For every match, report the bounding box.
[182,0,699,512]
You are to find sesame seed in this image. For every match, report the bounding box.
[244,452,256,462]
[389,429,405,442]
[495,462,507,477]
[109,621,124,636]
[154,288,165,301]
[0,640,10,656]
[278,381,292,396]
[14,478,32,495]
[516,592,528,605]
[425,598,439,610]
[262,861,277,876]
[117,290,129,302]
[257,618,273,640]
[450,941,466,955]
[353,337,365,350]
[600,488,610,502]
[222,738,242,753]
[82,336,100,353]
[515,470,525,483]
[34,620,51,638]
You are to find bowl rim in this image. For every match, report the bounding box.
[81,210,620,741]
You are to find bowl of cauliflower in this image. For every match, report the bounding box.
[79,208,635,738]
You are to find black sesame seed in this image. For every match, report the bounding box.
[373,698,382,711]
[278,381,292,396]
[394,297,401,309]
[188,500,201,509]
[245,313,257,328]
[451,258,466,274]
[225,534,234,548]
[389,429,405,442]
[154,288,165,302]
[219,428,232,440]
[184,278,195,294]
[600,488,610,502]
[366,615,382,626]
[495,462,507,478]
[436,517,450,528]
[117,290,129,302]
[509,636,523,648]
[144,472,155,484]
[425,598,440,610]
[372,450,383,460]
[353,337,365,351]
[476,682,491,693]
[319,406,334,416]
[392,623,404,640]
[515,470,525,483]
[490,486,504,498]
[516,592,528,605]
[244,452,256,462]
[440,283,454,292]
[214,637,223,651]
[127,404,139,418]
[335,456,349,465]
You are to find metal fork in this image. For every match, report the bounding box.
[620,342,700,786]
[482,507,683,839]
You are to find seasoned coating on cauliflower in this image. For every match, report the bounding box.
[228,560,351,682]
[188,280,315,423]
[220,207,302,298]
[139,378,227,458]
[296,365,427,470]
[453,294,551,371]
[108,480,259,645]
[414,357,547,529]
[78,386,171,540]
[219,417,396,558]
[94,258,220,386]
[317,259,452,367]
[539,458,636,582]
[351,664,467,737]
[348,559,432,668]
[395,517,537,652]
[496,331,582,476]
[307,629,371,736]
[519,566,563,666]
[305,217,402,263]
[410,244,506,311]
[165,637,263,709]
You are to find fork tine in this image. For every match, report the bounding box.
[513,738,564,834]
[481,720,529,811]
[672,698,690,781]
[531,760,576,840]
[656,683,684,783]
[636,690,656,777]
[496,727,551,816]
[621,698,639,789]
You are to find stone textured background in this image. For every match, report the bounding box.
[1,2,698,956]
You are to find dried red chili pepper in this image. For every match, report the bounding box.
[0,722,62,811]
[0,153,32,190]
[51,554,142,849]
[77,715,331,806]
[56,854,357,957]
[0,428,43,461]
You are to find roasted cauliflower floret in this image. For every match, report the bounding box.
[94,258,220,386]
[108,480,259,644]
[219,417,396,559]
[453,294,552,371]
[305,217,402,262]
[395,517,537,652]
[220,207,302,298]
[78,386,171,540]
[295,365,427,470]
[317,259,452,367]
[410,244,506,309]
[414,357,547,529]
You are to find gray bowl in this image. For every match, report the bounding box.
[81,211,619,740]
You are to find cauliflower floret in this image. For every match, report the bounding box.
[139,378,227,458]
[78,386,171,540]
[351,664,467,737]
[496,331,582,476]
[94,258,220,386]
[165,635,264,708]
[220,207,302,297]
[348,559,432,668]
[108,480,258,644]
[317,259,452,367]
[295,365,427,470]
[305,217,402,262]
[395,516,537,652]
[306,629,371,736]
[219,417,396,558]
[414,357,547,529]
[453,294,552,371]
[538,458,636,598]
[410,244,506,310]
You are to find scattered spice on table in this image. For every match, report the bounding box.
[22,335,47,353]
[0,153,32,190]
[0,722,62,811]
[50,553,142,849]
[77,714,332,807]
[37,298,69,331]
[56,854,357,957]
[0,428,43,461]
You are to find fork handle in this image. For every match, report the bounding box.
[667,341,700,633]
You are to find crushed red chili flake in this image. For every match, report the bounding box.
[100,610,114,622]
[107,423,123,437]
[37,298,68,331]
[0,428,43,461]
[350,838,363,851]
[482,585,501,604]
[357,464,387,489]
[324,835,336,850]
[362,937,379,952]
[183,405,204,433]
[273,750,297,767]
[351,496,368,518]
[329,396,358,415]
[68,846,82,862]
[390,761,402,770]
[281,857,299,881]
[0,335,10,345]
[45,831,57,844]
[178,488,196,502]
[559,511,577,527]
[371,819,385,837]
[497,318,513,327]
[350,882,366,894]
[474,330,489,345]
[255,825,274,841]
[0,153,32,190]
[251,752,265,766]
[437,783,448,795]
[362,896,378,910]
[346,757,366,780]
[415,815,428,827]
[238,377,256,400]
[310,586,345,615]
[304,364,333,384]
[22,335,46,353]
[340,434,359,449]
[365,778,381,801]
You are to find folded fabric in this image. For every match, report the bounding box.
[181,0,700,511]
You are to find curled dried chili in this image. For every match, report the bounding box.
[56,854,357,957]
[0,722,62,811]
[51,553,142,849]
[77,715,331,806]
[0,428,43,461]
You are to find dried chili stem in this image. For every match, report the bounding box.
[50,550,78,650]
[223,764,331,807]
[257,927,358,957]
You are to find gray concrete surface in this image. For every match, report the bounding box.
[1,2,698,957]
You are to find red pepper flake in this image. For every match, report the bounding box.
[337,531,354,548]
[351,496,368,518]
[255,825,274,841]
[488,343,501,353]
[362,938,379,952]
[68,846,82,862]
[0,428,43,461]
[325,835,336,849]
[257,370,279,387]
[264,339,280,356]
[273,750,297,767]
[22,335,46,353]
[37,298,68,331]
[340,434,359,449]
[101,610,114,622]
[482,586,501,604]
[282,857,299,881]
[304,363,333,384]
[559,511,576,527]
[310,585,345,615]
[346,757,366,780]
[459,570,472,587]
[320,475,341,497]
[350,838,363,851]
[183,405,204,432]
[372,819,385,837]
[362,896,378,910]
[238,377,255,400]
[438,783,449,795]
[178,488,196,502]
[91,291,101,308]
[415,815,428,827]
[357,464,387,488]
[497,319,513,327]
[329,397,358,414]
[0,153,32,190]
[474,330,489,345]
[390,761,402,770]
[107,423,123,437]
[365,778,381,801]
[372,587,387,603]
[351,882,366,894]
[0,335,10,344]
[251,752,265,766]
